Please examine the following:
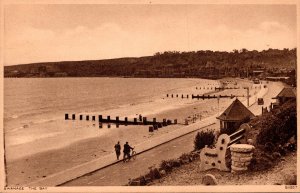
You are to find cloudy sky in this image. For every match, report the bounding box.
[4,3,297,65]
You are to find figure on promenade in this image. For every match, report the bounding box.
[123,142,134,161]
[114,141,121,160]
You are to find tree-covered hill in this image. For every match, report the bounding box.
[4,48,296,79]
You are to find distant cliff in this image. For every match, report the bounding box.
[4,48,296,81]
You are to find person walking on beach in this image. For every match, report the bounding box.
[123,142,134,161]
[114,141,121,160]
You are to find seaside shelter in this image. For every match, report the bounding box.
[271,87,296,108]
[216,98,255,135]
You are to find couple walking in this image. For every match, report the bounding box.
[114,141,134,160]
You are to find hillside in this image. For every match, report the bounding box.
[4,48,296,79]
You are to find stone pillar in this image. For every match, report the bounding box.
[230,144,254,173]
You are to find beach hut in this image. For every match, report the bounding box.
[217,99,255,135]
[271,87,296,109]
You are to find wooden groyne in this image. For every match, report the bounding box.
[194,86,260,91]
[64,114,178,129]
[166,94,249,99]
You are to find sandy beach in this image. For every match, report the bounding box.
[5,78,258,185]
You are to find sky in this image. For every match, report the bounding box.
[3,3,297,66]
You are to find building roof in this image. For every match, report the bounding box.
[276,87,296,98]
[217,99,255,121]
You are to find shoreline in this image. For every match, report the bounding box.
[5,78,220,160]
[5,78,255,185]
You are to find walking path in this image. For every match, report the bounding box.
[26,81,281,186]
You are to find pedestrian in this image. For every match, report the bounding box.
[114,141,121,160]
[123,142,133,161]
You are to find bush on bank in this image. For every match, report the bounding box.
[247,99,297,172]
[194,130,215,151]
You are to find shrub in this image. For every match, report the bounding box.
[256,100,297,147]
[159,160,173,173]
[194,130,215,150]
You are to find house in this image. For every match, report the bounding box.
[271,87,296,108]
[216,98,255,135]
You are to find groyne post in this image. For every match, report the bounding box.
[149,126,154,132]
[163,119,167,126]
[143,117,147,124]
[153,118,156,124]
[167,120,172,125]
[185,119,188,125]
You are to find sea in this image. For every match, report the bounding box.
[4,77,219,160]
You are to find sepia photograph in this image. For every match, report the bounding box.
[0,0,299,192]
